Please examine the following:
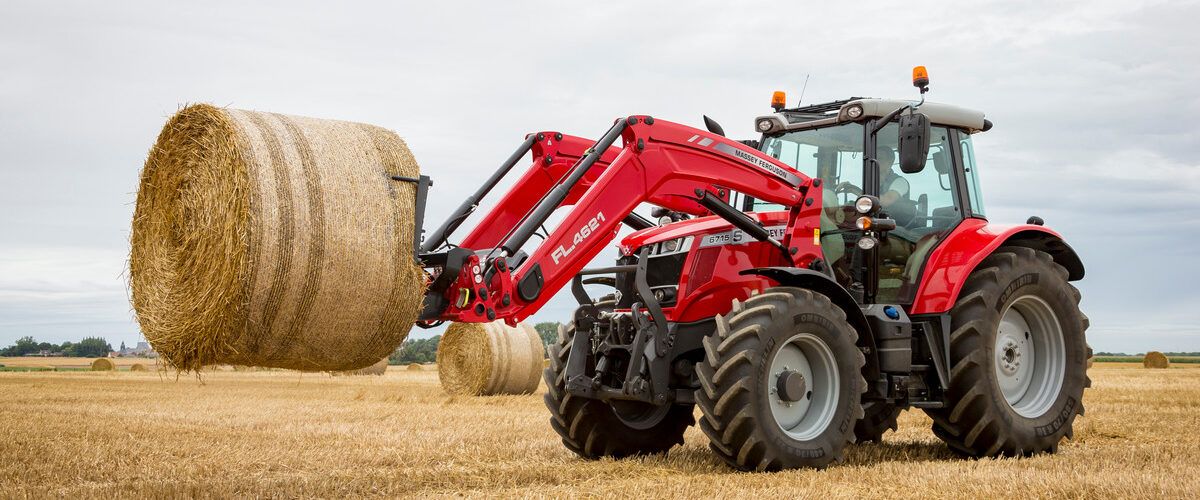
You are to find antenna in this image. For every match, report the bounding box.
[798,74,810,105]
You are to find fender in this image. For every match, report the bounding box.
[909,219,1085,315]
[739,267,883,393]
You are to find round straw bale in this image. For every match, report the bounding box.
[437,321,545,395]
[91,358,115,371]
[1143,351,1170,369]
[130,104,425,372]
[129,363,149,372]
[407,363,423,371]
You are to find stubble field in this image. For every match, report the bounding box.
[2,361,1197,498]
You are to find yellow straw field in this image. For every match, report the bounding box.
[1,363,1197,497]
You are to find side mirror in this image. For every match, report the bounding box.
[898,113,930,174]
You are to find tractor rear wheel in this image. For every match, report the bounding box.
[926,247,1089,456]
[543,307,694,459]
[696,287,865,470]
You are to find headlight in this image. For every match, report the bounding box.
[857,236,877,250]
[855,195,876,214]
[845,104,863,119]
[658,215,673,226]
[855,217,871,230]
[756,119,774,132]
[664,239,679,252]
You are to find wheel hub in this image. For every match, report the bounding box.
[998,339,1022,375]
[776,369,807,402]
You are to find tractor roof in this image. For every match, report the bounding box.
[757,98,990,135]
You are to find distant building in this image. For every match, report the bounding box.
[24,350,63,357]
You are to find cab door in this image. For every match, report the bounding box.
[869,123,966,304]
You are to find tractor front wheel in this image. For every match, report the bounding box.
[696,287,865,470]
[543,314,694,459]
[926,247,1090,456]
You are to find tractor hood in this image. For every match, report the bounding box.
[619,211,790,256]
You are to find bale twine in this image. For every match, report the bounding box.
[130,104,425,372]
[129,363,149,372]
[437,321,544,395]
[1143,351,1170,369]
[407,363,423,371]
[91,358,115,371]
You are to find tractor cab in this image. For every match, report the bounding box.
[740,95,993,306]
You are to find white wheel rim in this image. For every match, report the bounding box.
[995,295,1065,418]
[768,333,840,441]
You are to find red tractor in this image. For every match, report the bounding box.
[404,68,1089,470]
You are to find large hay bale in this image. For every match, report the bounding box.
[91,358,115,371]
[129,363,149,372]
[437,321,544,395]
[407,363,423,371]
[1144,351,1170,369]
[130,104,425,372]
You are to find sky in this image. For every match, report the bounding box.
[1,0,1198,354]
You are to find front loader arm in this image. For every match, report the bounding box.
[420,116,823,324]
[458,133,622,250]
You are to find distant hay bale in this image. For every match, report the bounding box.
[1143,351,1170,369]
[91,358,115,371]
[130,104,425,372]
[407,363,423,371]
[129,363,149,372]
[333,357,389,376]
[543,358,550,370]
[437,321,544,395]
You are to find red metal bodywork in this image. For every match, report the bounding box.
[907,219,1068,314]
[431,116,823,324]
[618,211,796,322]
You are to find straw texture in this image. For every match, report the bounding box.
[437,321,544,395]
[91,358,115,371]
[130,104,425,372]
[1143,351,1170,369]
[332,357,389,376]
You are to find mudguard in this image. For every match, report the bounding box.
[909,219,1084,315]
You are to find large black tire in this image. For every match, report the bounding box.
[926,246,1090,456]
[855,401,901,443]
[696,287,865,470]
[543,313,694,459]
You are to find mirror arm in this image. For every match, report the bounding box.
[871,105,909,135]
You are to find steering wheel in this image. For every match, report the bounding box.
[834,182,862,197]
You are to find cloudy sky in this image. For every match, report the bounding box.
[2,0,1197,353]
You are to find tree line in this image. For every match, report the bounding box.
[388,322,561,365]
[0,336,114,358]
